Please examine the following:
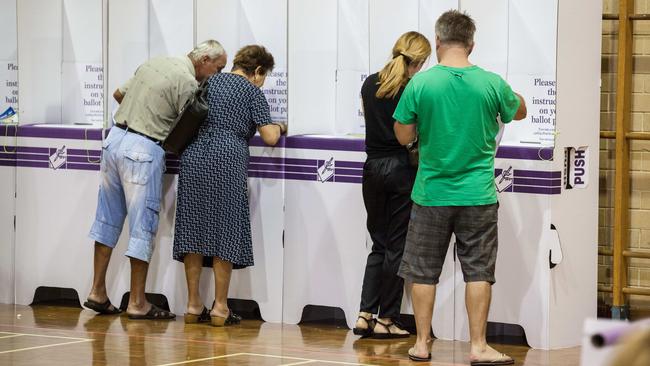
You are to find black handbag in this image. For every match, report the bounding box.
[162,80,209,155]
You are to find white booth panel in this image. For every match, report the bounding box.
[0,0,18,115]
[368,0,419,73]
[17,0,63,124]
[63,0,103,63]
[460,0,508,78]
[335,0,369,136]
[0,0,17,60]
[288,0,337,135]
[507,0,557,76]
[239,0,287,67]
[61,0,104,125]
[149,0,194,58]
[108,0,149,113]
[0,131,16,304]
[418,0,458,52]
[196,0,239,70]
[549,0,601,348]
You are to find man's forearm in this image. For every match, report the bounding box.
[394,121,417,145]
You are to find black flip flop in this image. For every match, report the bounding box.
[83,299,122,315]
[128,304,176,320]
[372,320,410,339]
[352,316,375,338]
[408,349,431,362]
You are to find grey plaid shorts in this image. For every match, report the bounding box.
[398,202,499,285]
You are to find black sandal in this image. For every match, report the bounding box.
[128,304,176,320]
[211,310,241,327]
[184,306,211,324]
[408,348,431,362]
[353,316,376,338]
[372,320,410,339]
[83,299,122,315]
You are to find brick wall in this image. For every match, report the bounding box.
[600,0,650,315]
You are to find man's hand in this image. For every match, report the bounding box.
[513,92,527,121]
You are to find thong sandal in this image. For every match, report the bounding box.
[211,310,241,327]
[352,316,375,338]
[128,304,176,320]
[372,320,410,339]
[470,354,514,366]
[408,348,431,362]
[184,307,211,324]
[83,299,122,315]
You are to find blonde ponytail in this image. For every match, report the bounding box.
[376,32,431,99]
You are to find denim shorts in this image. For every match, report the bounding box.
[398,203,499,285]
[88,126,166,262]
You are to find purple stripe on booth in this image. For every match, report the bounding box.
[18,124,104,140]
[514,169,561,179]
[66,156,101,164]
[513,186,561,195]
[335,168,363,176]
[0,125,18,135]
[336,160,365,169]
[15,153,49,162]
[16,160,49,169]
[16,146,50,154]
[248,163,284,172]
[284,157,318,166]
[496,146,554,161]
[66,163,100,171]
[285,136,366,152]
[67,148,101,157]
[283,165,316,173]
[0,152,18,160]
[513,178,562,187]
[0,159,17,167]
[335,175,362,184]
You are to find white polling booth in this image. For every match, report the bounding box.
[0,0,17,305]
[3,0,602,350]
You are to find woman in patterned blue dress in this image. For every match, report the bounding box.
[173,45,286,326]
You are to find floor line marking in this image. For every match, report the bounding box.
[279,361,318,366]
[0,334,25,340]
[156,353,246,366]
[0,332,90,341]
[0,339,93,354]
[240,352,376,366]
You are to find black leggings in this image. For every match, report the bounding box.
[359,154,416,319]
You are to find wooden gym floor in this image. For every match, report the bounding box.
[0,304,580,365]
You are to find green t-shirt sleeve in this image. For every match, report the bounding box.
[393,81,417,125]
[498,78,521,124]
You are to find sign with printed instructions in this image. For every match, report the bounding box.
[262,68,288,123]
[0,60,18,119]
[61,62,104,124]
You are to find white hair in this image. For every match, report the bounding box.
[188,40,225,61]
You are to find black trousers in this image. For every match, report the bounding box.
[359,154,416,319]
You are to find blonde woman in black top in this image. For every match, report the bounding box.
[353,31,431,338]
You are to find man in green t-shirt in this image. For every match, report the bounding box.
[393,10,527,365]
